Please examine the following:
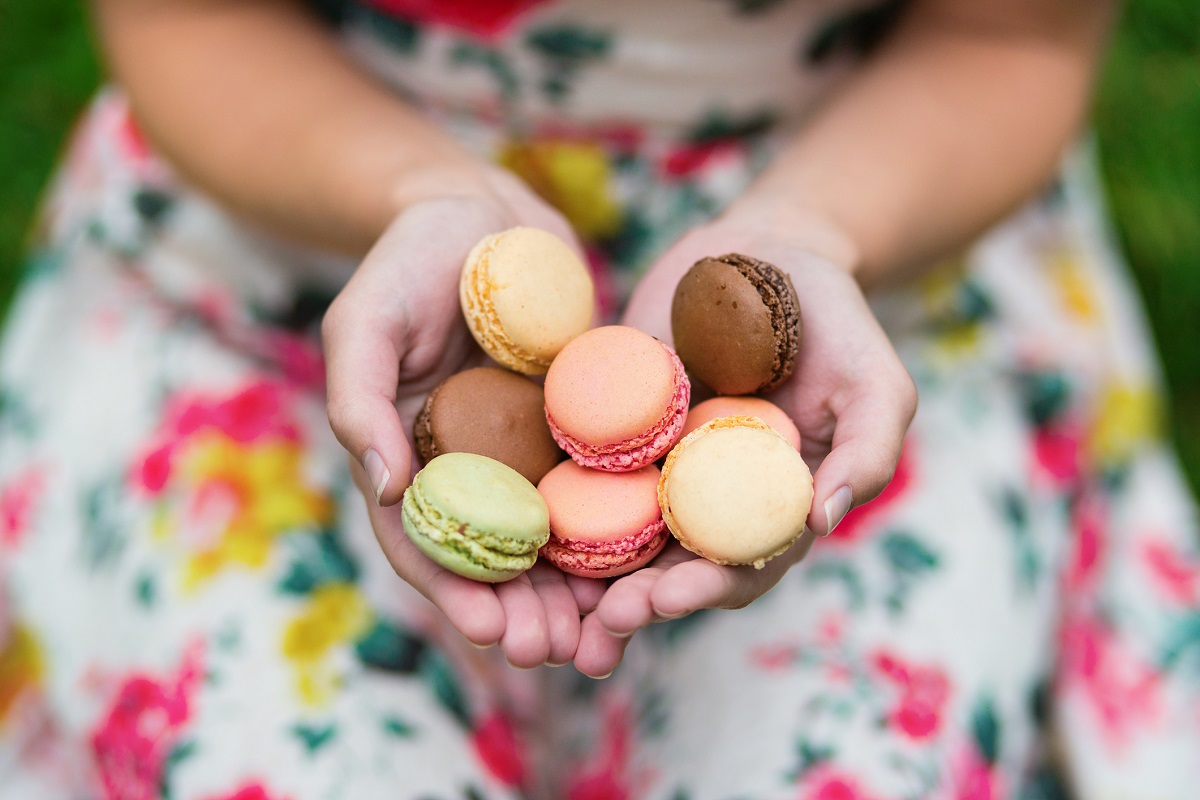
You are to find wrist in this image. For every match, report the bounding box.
[720,193,861,277]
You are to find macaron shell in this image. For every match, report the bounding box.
[672,258,775,394]
[544,326,680,447]
[660,417,813,567]
[671,254,801,395]
[402,453,550,582]
[682,396,801,450]
[414,367,562,485]
[537,462,663,549]
[460,227,594,374]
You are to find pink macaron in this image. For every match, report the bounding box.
[536,461,668,579]
[681,396,801,450]
[544,326,690,472]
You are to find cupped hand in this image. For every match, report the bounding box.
[573,213,917,676]
[322,168,601,667]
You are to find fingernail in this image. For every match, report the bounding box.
[545,660,569,668]
[602,627,635,639]
[823,485,853,537]
[363,448,390,504]
[468,640,491,650]
[589,670,614,680]
[658,610,688,621]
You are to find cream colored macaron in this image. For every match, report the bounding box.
[459,227,594,375]
[658,416,814,568]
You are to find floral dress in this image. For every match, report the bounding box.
[1,1,1199,798]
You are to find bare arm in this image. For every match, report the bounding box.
[92,0,494,254]
[731,0,1118,287]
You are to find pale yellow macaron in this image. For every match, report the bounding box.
[658,415,814,568]
[459,227,594,375]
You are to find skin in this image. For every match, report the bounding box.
[95,0,1116,676]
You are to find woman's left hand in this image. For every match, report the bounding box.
[573,212,916,678]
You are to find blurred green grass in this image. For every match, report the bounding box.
[1,1,1198,491]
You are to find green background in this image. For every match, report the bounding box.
[1,2,1198,491]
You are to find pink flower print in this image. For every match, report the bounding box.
[949,742,1000,800]
[264,331,327,392]
[830,442,914,543]
[585,245,623,324]
[471,710,527,788]
[871,649,950,741]
[800,767,878,800]
[90,644,204,800]
[749,641,801,672]
[1031,423,1083,488]
[1057,613,1160,749]
[201,782,293,800]
[1064,494,1106,593]
[133,380,303,495]
[362,0,552,39]
[1140,539,1200,606]
[0,466,45,549]
[565,702,642,800]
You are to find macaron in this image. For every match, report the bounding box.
[681,396,801,450]
[536,461,668,579]
[659,416,813,568]
[402,452,550,583]
[544,326,691,472]
[460,226,594,375]
[671,253,801,395]
[414,367,562,485]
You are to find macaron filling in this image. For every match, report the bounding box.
[545,515,667,556]
[403,482,541,573]
[540,527,669,575]
[547,345,690,470]
[461,237,549,374]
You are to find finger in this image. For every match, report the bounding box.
[574,613,631,679]
[527,562,582,666]
[594,567,668,638]
[322,289,412,506]
[494,574,551,669]
[359,471,506,646]
[565,574,607,615]
[810,371,916,536]
[649,532,813,616]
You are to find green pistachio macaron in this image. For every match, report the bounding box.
[401,452,551,583]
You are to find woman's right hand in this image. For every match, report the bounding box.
[321,168,604,668]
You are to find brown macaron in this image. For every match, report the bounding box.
[671,253,802,395]
[414,367,563,485]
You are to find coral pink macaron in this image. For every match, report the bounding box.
[544,326,690,472]
[537,461,668,579]
[681,396,801,450]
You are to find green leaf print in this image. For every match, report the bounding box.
[785,738,833,781]
[277,530,361,595]
[881,532,939,574]
[355,619,425,673]
[450,42,520,100]
[383,715,417,738]
[996,487,1040,589]
[159,739,198,800]
[723,0,791,14]
[803,560,867,611]
[81,475,129,569]
[525,25,613,103]
[132,187,175,225]
[356,6,422,54]
[1019,371,1073,426]
[421,651,471,727]
[971,697,1001,765]
[685,109,779,144]
[1159,612,1200,671]
[803,1,909,65]
[291,723,337,755]
[135,572,156,608]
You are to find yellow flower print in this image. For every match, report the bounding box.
[169,433,332,589]
[498,140,622,239]
[1045,244,1100,323]
[919,259,986,362]
[0,625,45,724]
[281,583,371,706]
[1088,381,1162,467]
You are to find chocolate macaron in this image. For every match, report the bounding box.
[671,253,801,395]
[414,367,562,485]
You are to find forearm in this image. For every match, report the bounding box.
[731,0,1117,288]
[93,0,484,254]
